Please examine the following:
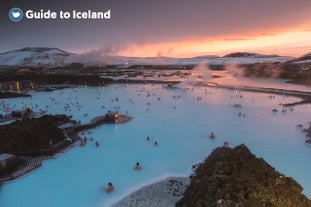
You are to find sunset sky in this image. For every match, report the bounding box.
[1,0,311,57]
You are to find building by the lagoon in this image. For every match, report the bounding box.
[0,154,17,176]
[0,80,34,92]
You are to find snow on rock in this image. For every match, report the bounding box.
[92,55,292,66]
[301,52,311,58]
[291,52,311,64]
[0,47,71,67]
[207,56,293,65]
[293,59,311,64]
[65,55,216,66]
[219,52,293,64]
[0,47,296,67]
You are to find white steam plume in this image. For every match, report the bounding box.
[65,44,127,65]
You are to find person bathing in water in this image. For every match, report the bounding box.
[134,162,142,170]
[209,132,216,139]
[106,182,114,193]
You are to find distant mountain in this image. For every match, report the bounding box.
[0,47,295,67]
[0,47,71,67]
[290,52,311,64]
[223,52,279,58]
[64,54,221,66]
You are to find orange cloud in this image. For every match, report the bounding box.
[116,26,311,58]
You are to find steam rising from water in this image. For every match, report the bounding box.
[192,60,211,81]
[65,45,173,66]
[178,61,311,92]
[224,64,244,78]
[178,60,210,88]
[65,44,127,65]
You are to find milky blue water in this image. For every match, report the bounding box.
[0,83,311,207]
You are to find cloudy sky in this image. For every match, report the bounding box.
[1,0,311,57]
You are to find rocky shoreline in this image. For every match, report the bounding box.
[111,176,190,207]
[0,91,31,99]
[305,124,311,144]
[205,83,311,107]
[0,114,73,156]
[109,144,311,207]
[177,144,311,207]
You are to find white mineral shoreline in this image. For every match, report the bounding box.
[111,176,190,207]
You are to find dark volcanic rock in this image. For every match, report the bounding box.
[176,144,311,207]
[290,52,311,62]
[305,123,311,144]
[0,91,31,99]
[223,52,275,58]
[307,124,311,138]
[0,73,113,87]
[235,61,311,86]
[0,115,72,156]
[279,63,311,84]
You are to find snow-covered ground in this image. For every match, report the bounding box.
[293,59,311,64]
[0,48,69,66]
[207,56,292,65]
[0,47,295,67]
[92,55,293,66]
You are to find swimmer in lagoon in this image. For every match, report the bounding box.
[106,182,114,193]
[134,162,142,170]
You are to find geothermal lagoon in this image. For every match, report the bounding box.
[0,81,311,207]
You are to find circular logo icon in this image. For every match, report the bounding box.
[9,8,24,22]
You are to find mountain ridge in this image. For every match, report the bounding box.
[0,47,71,67]
[1,47,308,67]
